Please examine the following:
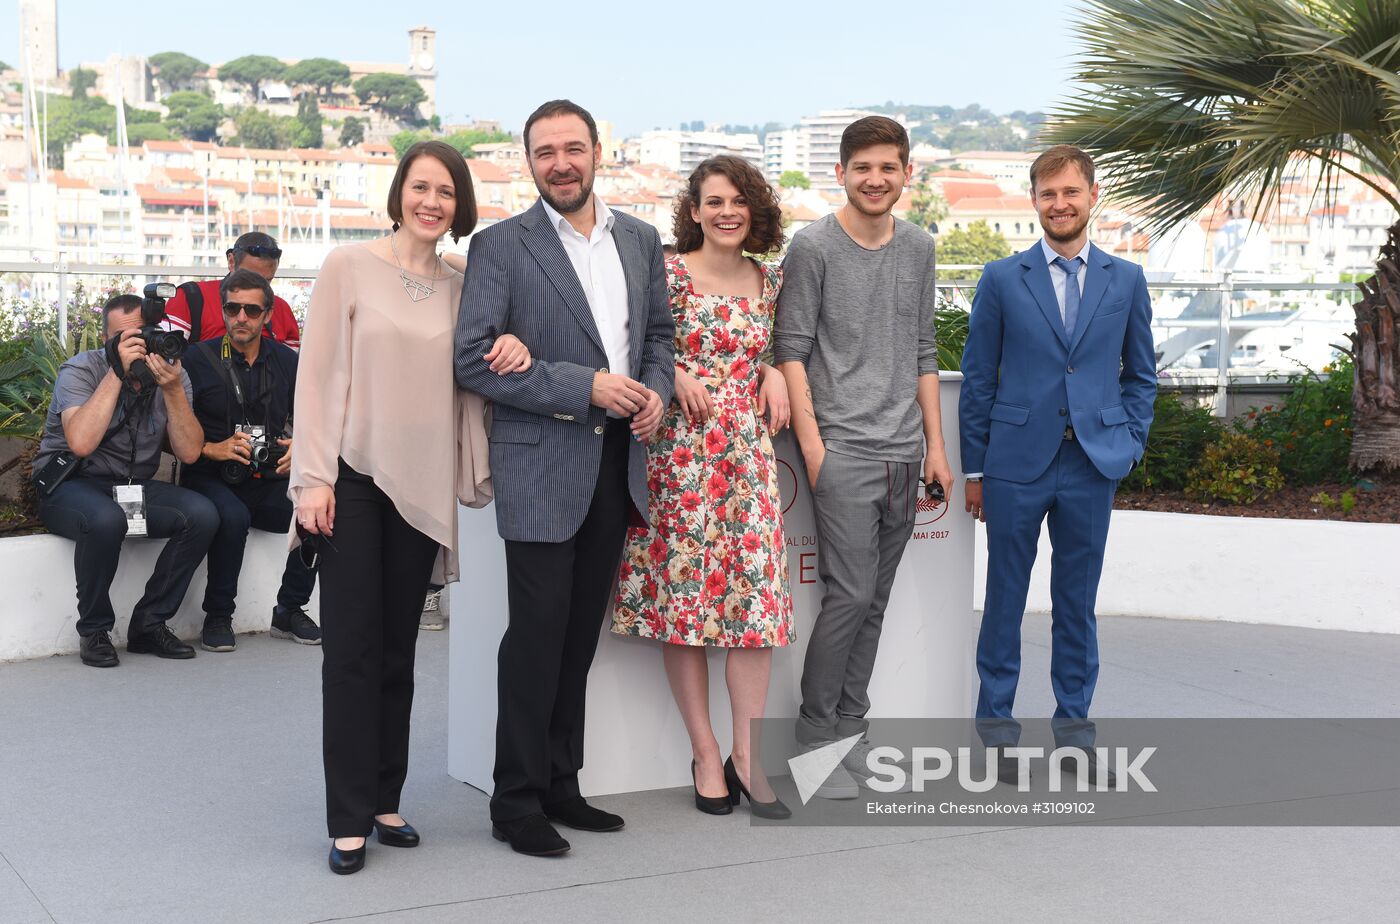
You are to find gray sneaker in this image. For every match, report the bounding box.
[842,737,914,792]
[790,742,861,800]
[419,589,445,631]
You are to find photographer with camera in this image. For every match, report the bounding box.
[34,292,217,668]
[181,269,319,653]
[165,232,302,348]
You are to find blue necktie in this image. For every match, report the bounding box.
[1053,256,1083,339]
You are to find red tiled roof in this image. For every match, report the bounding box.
[478,205,512,220]
[468,160,510,183]
[940,180,1009,205]
[135,184,215,207]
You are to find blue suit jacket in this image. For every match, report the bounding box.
[959,242,1156,483]
[454,201,676,542]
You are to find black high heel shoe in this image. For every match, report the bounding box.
[328,839,366,875]
[372,817,420,847]
[724,756,792,820]
[692,760,734,815]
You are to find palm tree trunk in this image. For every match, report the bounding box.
[1351,220,1400,473]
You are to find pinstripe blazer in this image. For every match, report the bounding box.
[454,199,676,542]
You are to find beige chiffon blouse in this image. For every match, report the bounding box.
[289,242,491,582]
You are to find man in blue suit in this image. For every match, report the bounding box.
[959,145,1156,784]
[455,100,675,855]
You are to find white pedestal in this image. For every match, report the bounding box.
[448,372,974,795]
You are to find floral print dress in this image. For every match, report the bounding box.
[613,255,794,648]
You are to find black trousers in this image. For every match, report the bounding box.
[490,420,631,822]
[38,475,218,636]
[181,471,316,620]
[318,460,438,838]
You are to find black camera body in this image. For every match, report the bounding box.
[137,282,188,362]
[110,283,188,390]
[220,424,287,485]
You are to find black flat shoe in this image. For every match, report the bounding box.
[328,841,365,875]
[692,760,733,815]
[491,814,570,857]
[543,796,624,832]
[373,818,420,848]
[724,756,792,820]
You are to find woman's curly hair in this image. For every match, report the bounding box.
[672,155,785,256]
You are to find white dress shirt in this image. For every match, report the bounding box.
[1040,237,1091,325]
[540,195,632,390]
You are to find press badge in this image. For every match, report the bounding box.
[113,484,148,537]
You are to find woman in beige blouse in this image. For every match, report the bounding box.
[292,140,526,875]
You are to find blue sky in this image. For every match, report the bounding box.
[38,0,1079,135]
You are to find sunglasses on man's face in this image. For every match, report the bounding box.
[229,244,283,260]
[222,301,268,319]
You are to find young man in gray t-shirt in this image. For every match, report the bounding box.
[774,116,953,797]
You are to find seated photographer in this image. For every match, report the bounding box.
[34,292,217,668]
[181,268,320,653]
[165,232,302,348]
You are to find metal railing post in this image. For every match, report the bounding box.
[56,260,69,352]
[1214,271,1233,416]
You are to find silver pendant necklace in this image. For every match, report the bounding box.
[390,232,444,302]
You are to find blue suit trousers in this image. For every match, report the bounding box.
[976,437,1115,748]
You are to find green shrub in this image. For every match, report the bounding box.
[935,306,969,371]
[1119,392,1223,492]
[1185,432,1286,505]
[1236,354,1353,485]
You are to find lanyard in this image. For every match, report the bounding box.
[218,336,271,427]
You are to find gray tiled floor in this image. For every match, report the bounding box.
[1,614,1397,923]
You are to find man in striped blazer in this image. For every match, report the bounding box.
[454,99,675,857]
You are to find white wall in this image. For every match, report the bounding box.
[973,510,1400,635]
[0,531,318,662]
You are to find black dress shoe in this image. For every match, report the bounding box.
[491,814,570,857]
[328,840,365,875]
[373,818,420,847]
[543,796,624,832]
[724,756,791,820]
[1061,747,1117,789]
[79,631,119,668]
[692,760,733,815]
[995,751,1031,787]
[126,623,196,659]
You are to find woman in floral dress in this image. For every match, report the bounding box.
[613,155,793,818]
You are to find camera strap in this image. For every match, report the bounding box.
[216,336,271,428]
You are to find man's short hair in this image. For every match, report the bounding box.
[1030,145,1096,191]
[839,116,910,168]
[386,140,478,243]
[228,231,282,266]
[220,268,275,311]
[523,99,598,154]
[101,293,142,333]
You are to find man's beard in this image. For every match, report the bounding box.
[537,171,594,215]
[1041,211,1089,242]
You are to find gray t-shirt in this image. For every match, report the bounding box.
[33,349,193,481]
[773,213,938,462]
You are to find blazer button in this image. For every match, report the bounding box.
[594,425,604,435]
[1058,408,1067,416]
[600,367,609,374]
[1067,365,1075,374]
